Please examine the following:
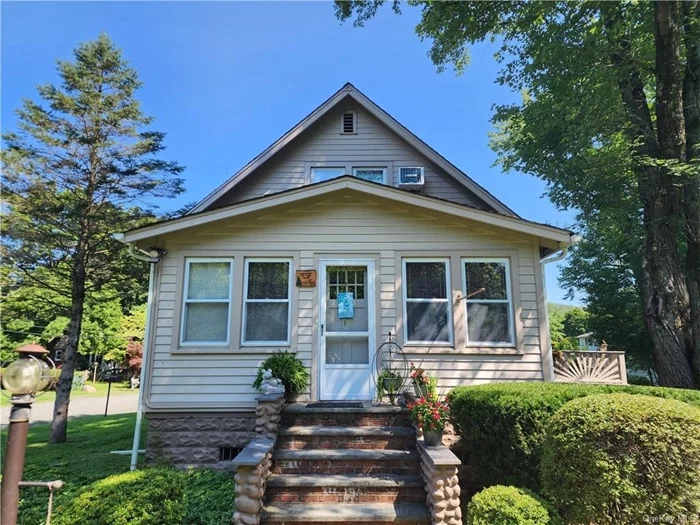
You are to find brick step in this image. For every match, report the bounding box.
[270,449,419,475]
[261,502,431,524]
[281,405,411,428]
[266,473,426,503]
[277,426,415,450]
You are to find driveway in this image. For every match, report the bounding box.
[1,393,138,426]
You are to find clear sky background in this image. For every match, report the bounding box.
[1,1,581,305]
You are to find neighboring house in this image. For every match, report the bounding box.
[119,83,576,467]
[576,332,598,351]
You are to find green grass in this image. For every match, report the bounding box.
[1,414,235,525]
[0,382,135,407]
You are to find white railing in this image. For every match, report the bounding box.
[553,351,627,385]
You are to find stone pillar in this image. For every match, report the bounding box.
[254,393,284,439]
[417,440,463,525]
[231,438,275,525]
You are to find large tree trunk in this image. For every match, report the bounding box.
[683,0,700,383]
[49,261,86,443]
[642,0,696,388]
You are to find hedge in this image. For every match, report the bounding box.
[446,382,700,490]
[54,468,187,525]
[541,394,700,525]
[466,485,563,525]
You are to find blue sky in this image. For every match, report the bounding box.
[1,1,580,304]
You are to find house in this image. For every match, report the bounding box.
[119,83,577,469]
[576,332,598,351]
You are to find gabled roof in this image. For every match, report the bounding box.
[123,176,573,245]
[188,82,518,217]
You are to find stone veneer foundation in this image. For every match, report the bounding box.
[145,411,256,469]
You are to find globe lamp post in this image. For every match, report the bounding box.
[1,344,56,525]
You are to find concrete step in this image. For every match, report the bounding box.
[266,473,426,504]
[281,405,411,428]
[261,502,431,524]
[270,449,419,476]
[277,426,415,450]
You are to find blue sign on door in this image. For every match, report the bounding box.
[337,292,355,319]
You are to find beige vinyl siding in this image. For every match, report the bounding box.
[211,104,485,208]
[145,195,544,410]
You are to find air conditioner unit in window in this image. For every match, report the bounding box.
[398,167,425,191]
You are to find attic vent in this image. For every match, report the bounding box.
[341,111,357,134]
[399,167,425,186]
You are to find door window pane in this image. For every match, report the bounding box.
[326,337,369,364]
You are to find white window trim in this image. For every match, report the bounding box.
[462,257,516,347]
[311,167,346,183]
[180,257,234,346]
[352,167,387,184]
[241,258,294,346]
[402,258,454,346]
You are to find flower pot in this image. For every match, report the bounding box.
[382,376,402,393]
[423,429,443,446]
[413,383,429,399]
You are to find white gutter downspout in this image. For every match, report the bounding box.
[112,234,163,471]
[539,234,581,381]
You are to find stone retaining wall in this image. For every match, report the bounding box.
[145,411,256,469]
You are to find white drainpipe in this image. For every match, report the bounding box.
[539,235,581,381]
[112,234,162,471]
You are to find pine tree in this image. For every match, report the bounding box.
[2,34,184,442]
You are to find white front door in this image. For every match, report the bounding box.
[319,260,375,400]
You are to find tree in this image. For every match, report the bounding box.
[2,34,184,442]
[562,309,590,340]
[336,1,700,388]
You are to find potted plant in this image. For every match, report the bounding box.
[410,363,438,401]
[376,368,403,405]
[253,350,310,402]
[407,397,450,446]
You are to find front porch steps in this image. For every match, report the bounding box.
[262,403,431,524]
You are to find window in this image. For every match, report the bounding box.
[402,259,453,344]
[181,259,233,345]
[243,259,293,345]
[462,259,515,345]
[398,167,424,185]
[340,111,357,134]
[353,167,387,184]
[312,167,346,183]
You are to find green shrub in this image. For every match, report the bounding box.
[182,469,234,525]
[252,350,309,395]
[54,468,186,525]
[541,394,700,525]
[467,485,563,525]
[447,382,700,490]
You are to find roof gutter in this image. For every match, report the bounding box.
[539,234,582,381]
[112,233,164,471]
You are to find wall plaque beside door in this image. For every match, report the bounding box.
[296,270,317,287]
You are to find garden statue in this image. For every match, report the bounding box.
[260,369,285,394]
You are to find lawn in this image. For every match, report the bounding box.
[0,381,135,407]
[0,414,235,525]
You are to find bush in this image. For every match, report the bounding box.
[541,394,700,525]
[54,468,186,525]
[467,485,563,525]
[253,350,309,395]
[182,469,234,525]
[447,382,700,490]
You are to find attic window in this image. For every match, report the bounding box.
[341,111,357,134]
